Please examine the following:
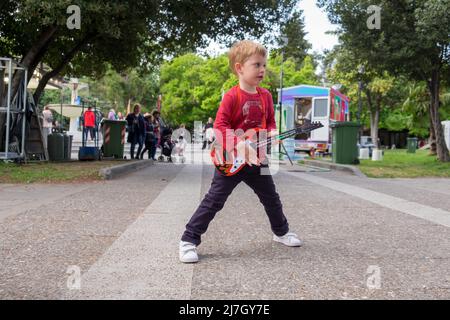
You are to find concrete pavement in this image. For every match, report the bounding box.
[1,143,450,299]
[0,184,92,222]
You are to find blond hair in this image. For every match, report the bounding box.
[228,40,267,75]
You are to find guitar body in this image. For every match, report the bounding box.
[210,122,324,176]
[210,143,246,176]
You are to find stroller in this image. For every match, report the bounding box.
[174,135,187,163]
[158,127,174,162]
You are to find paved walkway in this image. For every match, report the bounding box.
[1,144,450,299]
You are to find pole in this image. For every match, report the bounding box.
[278,49,284,155]
[5,59,12,159]
[357,65,365,143]
[60,88,63,133]
[81,99,85,147]
[94,100,98,148]
[357,79,362,143]
[21,68,28,159]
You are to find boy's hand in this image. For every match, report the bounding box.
[237,139,260,166]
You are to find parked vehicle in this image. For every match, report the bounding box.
[277,85,350,155]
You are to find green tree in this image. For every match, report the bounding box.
[160,51,319,128]
[160,54,205,127]
[402,82,450,145]
[263,53,319,100]
[272,10,311,67]
[318,0,450,161]
[324,46,398,147]
[402,82,434,144]
[364,73,395,147]
[0,0,297,105]
[192,55,234,122]
[81,66,160,115]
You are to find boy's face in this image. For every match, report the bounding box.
[235,54,267,88]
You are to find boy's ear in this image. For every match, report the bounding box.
[234,62,242,75]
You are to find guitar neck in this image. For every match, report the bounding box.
[255,129,297,148]
[255,126,320,148]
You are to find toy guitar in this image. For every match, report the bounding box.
[211,121,324,176]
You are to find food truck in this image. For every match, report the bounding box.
[277,85,350,155]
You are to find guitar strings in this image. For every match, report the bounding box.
[255,124,322,148]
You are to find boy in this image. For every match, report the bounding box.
[179,40,302,263]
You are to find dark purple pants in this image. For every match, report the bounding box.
[181,165,289,246]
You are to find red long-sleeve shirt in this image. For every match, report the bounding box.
[214,86,276,152]
[83,110,96,127]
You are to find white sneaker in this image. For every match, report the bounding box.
[179,241,199,263]
[273,232,303,247]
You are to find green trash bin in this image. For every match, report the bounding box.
[101,120,127,158]
[48,132,65,161]
[330,121,360,164]
[63,134,73,160]
[407,137,418,153]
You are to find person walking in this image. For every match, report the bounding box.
[202,117,214,150]
[126,104,145,159]
[42,106,53,149]
[140,113,156,160]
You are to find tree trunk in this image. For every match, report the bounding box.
[428,69,450,162]
[2,26,59,151]
[20,26,58,69]
[9,26,58,100]
[364,89,374,144]
[370,95,381,148]
[428,104,437,155]
[33,34,95,104]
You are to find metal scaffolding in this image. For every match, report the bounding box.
[0,57,28,161]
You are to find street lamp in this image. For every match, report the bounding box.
[278,36,288,155]
[357,65,365,142]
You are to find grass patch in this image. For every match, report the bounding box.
[0,161,129,183]
[358,149,450,178]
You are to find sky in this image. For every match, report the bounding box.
[201,0,339,57]
[298,0,339,54]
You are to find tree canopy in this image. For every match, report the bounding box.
[0,0,298,104]
[318,0,450,161]
[160,51,318,128]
